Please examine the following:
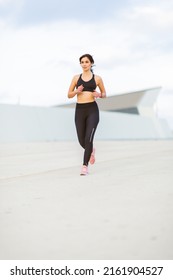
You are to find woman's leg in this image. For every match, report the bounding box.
[83,105,99,166]
[75,106,86,149]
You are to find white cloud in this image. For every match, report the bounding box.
[0,20,93,106]
[0,0,23,6]
[0,0,173,113]
[0,0,10,5]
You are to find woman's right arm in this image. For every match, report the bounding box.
[67,76,81,98]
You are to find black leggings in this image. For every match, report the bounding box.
[75,101,99,166]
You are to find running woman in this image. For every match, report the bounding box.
[68,54,106,175]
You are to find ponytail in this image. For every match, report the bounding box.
[91,64,95,73]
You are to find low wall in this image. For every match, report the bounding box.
[0,104,172,143]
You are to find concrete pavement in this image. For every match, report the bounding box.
[0,140,173,260]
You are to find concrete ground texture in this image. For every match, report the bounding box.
[0,140,173,260]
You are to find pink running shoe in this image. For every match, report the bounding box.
[80,165,88,176]
[89,148,95,165]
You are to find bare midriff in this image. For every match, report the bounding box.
[77,91,95,104]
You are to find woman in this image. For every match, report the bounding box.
[68,54,106,175]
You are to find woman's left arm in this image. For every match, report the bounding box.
[98,76,106,98]
[93,76,106,98]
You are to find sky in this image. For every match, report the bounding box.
[0,0,173,128]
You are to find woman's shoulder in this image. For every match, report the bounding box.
[94,74,102,82]
[72,74,81,81]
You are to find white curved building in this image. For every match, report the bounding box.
[0,87,172,142]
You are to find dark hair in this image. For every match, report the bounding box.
[79,54,95,73]
[79,54,94,64]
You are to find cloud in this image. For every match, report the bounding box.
[0,0,173,110]
[0,0,12,5]
[0,0,130,26]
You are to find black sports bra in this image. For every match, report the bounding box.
[76,74,96,92]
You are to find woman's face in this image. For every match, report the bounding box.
[80,57,92,71]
